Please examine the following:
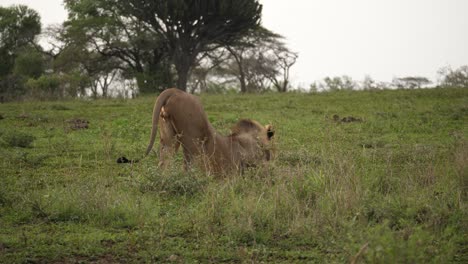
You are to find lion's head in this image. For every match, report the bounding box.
[230,119,275,163]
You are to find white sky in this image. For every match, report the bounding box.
[2,0,468,86]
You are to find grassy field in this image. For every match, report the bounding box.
[0,87,466,263]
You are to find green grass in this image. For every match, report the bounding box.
[0,88,466,263]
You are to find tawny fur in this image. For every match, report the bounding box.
[145,88,274,174]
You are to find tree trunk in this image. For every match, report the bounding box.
[235,55,247,93]
[174,48,195,92]
[281,80,288,92]
[90,82,98,98]
[226,47,248,93]
[176,66,189,92]
[239,72,247,93]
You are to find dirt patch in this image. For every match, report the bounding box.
[67,118,89,130]
[100,239,116,248]
[17,113,29,119]
[332,114,362,123]
[341,116,362,123]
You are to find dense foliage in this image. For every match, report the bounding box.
[0,5,42,100]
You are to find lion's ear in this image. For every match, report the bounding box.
[266,124,274,140]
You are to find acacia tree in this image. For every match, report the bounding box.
[221,28,275,93]
[208,28,296,93]
[261,38,297,92]
[188,49,229,93]
[120,0,262,91]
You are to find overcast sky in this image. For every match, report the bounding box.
[2,0,467,86]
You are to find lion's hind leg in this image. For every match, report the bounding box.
[158,113,179,169]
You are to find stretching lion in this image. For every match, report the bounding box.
[119,88,275,174]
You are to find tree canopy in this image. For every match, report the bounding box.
[64,0,173,93]
[0,5,42,100]
[63,0,262,92]
[119,0,263,91]
[0,5,41,77]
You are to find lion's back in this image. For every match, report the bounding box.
[164,90,212,140]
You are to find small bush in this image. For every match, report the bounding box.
[25,74,62,99]
[1,131,35,148]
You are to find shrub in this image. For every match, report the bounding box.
[1,131,35,148]
[25,74,62,99]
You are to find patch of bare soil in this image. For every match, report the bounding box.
[332,114,362,123]
[67,118,89,130]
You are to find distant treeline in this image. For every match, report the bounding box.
[1,2,466,101]
[309,67,468,92]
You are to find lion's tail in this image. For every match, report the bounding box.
[145,88,177,156]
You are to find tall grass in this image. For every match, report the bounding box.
[0,87,466,262]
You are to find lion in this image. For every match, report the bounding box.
[119,88,275,174]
